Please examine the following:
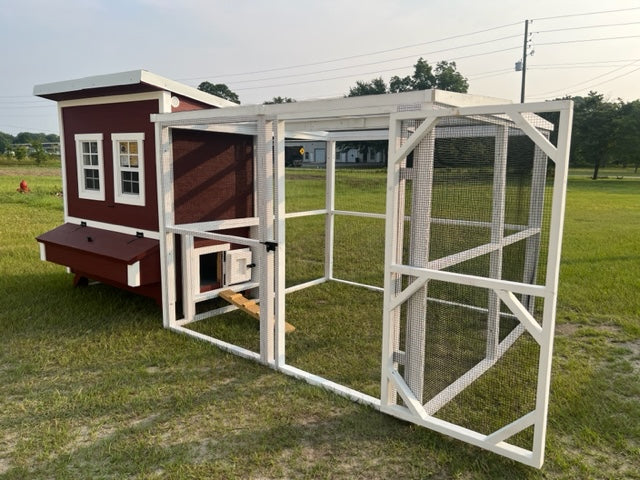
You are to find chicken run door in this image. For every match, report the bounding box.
[380,102,573,468]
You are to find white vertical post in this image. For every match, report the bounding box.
[325,140,336,281]
[273,120,286,367]
[522,143,548,311]
[532,104,573,467]
[486,126,508,359]
[181,234,195,322]
[155,123,177,328]
[404,127,435,402]
[256,116,275,365]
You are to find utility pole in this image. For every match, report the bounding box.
[520,19,529,103]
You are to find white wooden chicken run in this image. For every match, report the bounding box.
[151,89,572,468]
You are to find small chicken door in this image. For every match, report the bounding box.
[224,248,253,285]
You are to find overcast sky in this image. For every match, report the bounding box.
[1,0,639,136]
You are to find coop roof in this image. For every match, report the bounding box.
[33,70,237,108]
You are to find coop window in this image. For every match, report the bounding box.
[75,133,105,201]
[111,133,145,206]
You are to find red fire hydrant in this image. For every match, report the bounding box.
[17,180,30,193]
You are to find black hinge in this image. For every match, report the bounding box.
[262,241,278,252]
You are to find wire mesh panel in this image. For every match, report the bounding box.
[381,102,572,467]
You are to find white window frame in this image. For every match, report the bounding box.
[74,133,105,201]
[111,132,145,206]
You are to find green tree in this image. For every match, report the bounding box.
[571,92,619,179]
[264,96,296,104]
[347,77,387,97]
[0,132,13,154]
[434,61,469,93]
[612,100,640,173]
[31,140,48,165]
[411,57,436,90]
[350,57,468,97]
[14,146,27,161]
[197,81,240,104]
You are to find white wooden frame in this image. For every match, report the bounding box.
[151,94,572,468]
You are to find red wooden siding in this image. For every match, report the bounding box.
[172,129,254,224]
[171,95,215,112]
[62,100,159,231]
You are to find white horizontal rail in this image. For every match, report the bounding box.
[284,277,327,294]
[331,277,384,292]
[176,304,239,327]
[194,281,260,303]
[390,264,547,297]
[285,209,326,219]
[168,325,261,363]
[167,226,262,248]
[174,217,259,231]
[333,210,386,219]
[279,364,380,408]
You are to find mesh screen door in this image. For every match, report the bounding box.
[380,101,573,467]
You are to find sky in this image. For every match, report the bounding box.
[1,0,639,136]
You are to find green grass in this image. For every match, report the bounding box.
[1,167,639,479]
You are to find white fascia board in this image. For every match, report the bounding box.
[34,70,144,97]
[34,69,236,109]
[139,71,238,108]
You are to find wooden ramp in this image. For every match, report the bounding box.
[219,289,295,333]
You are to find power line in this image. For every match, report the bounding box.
[529,59,640,97]
[535,20,640,34]
[232,46,521,91]
[537,34,640,47]
[226,34,522,87]
[532,6,640,22]
[177,21,523,81]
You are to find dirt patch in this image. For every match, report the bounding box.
[0,167,60,177]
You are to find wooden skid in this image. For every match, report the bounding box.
[219,289,296,333]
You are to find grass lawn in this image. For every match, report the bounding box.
[0,163,638,479]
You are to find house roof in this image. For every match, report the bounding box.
[33,70,237,108]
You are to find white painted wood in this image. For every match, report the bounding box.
[405,125,435,402]
[284,209,326,219]
[181,234,195,322]
[325,140,336,282]
[126,261,141,287]
[56,105,69,220]
[274,120,287,367]
[65,216,160,239]
[391,264,547,297]
[279,365,380,407]
[35,70,236,108]
[331,278,384,292]
[111,132,146,207]
[74,133,105,201]
[532,103,573,466]
[496,290,543,344]
[174,217,259,232]
[169,325,261,362]
[166,226,262,248]
[284,277,327,294]
[507,112,558,160]
[487,126,508,360]
[57,92,164,109]
[486,411,537,445]
[38,242,47,261]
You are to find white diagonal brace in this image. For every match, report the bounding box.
[507,112,557,161]
[389,276,430,310]
[388,368,429,421]
[485,411,537,445]
[390,115,439,166]
[496,290,543,344]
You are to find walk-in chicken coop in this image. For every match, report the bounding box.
[151,90,572,468]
